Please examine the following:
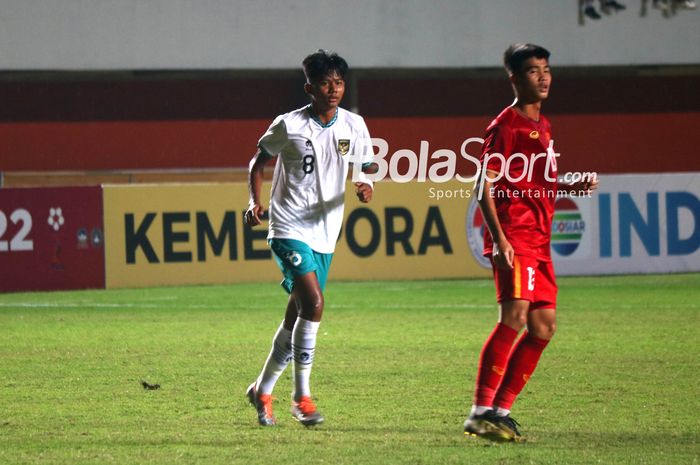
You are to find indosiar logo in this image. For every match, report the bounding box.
[551,198,585,256]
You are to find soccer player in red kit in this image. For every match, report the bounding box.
[464,44,598,442]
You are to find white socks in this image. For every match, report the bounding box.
[495,407,511,417]
[291,317,320,400]
[254,317,321,399]
[256,322,293,395]
[472,405,492,416]
[470,405,511,418]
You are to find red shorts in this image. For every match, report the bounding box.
[491,255,557,310]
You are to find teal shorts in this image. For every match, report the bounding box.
[269,238,333,294]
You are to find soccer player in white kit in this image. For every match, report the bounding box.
[245,50,376,427]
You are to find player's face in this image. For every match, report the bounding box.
[306,71,345,112]
[514,57,551,102]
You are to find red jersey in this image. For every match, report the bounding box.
[480,106,558,262]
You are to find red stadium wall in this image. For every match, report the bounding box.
[358,73,700,175]
[0,120,268,171]
[0,72,698,174]
[365,112,700,176]
[1,113,697,174]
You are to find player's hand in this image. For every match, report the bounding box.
[493,238,514,270]
[355,182,373,203]
[568,177,599,195]
[245,203,266,226]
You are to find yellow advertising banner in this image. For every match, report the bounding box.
[103,181,490,289]
[332,181,490,280]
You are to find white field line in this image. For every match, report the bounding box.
[0,302,163,309]
[1,302,696,310]
[0,302,494,310]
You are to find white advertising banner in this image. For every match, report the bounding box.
[547,173,698,275]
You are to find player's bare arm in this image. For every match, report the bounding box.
[475,170,514,269]
[354,162,378,203]
[245,149,273,226]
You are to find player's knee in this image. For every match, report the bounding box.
[500,303,529,330]
[311,294,324,314]
[532,321,556,340]
[501,312,527,331]
[301,293,324,320]
[545,321,556,339]
[511,311,529,329]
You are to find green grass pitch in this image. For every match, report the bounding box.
[1,274,699,465]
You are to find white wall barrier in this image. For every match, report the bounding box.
[1,1,698,70]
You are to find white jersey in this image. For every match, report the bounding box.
[258,105,373,254]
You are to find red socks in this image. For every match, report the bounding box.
[493,331,550,410]
[474,325,550,410]
[474,323,519,406]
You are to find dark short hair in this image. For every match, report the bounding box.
[302,49,349,84]
[503,43,551,75]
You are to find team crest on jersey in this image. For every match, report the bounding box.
[337,139,350,156]
[529,130,539,139]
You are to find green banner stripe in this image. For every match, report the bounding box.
[552,234,582,241]
[554,213,582,220]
